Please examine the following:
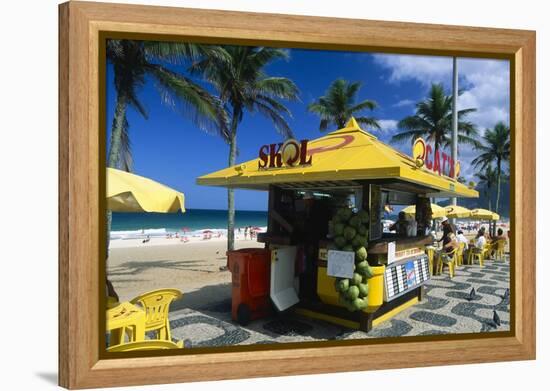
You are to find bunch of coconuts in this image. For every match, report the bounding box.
[328,207,373,312]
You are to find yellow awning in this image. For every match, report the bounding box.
[445,205,472,219]
[197,118,478,199]
[402,204,446,219]
[107,168,185,213]
[470,208,499,221]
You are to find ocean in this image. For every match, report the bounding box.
[111,209,267,239]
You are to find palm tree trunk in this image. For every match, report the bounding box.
[227,111,239,252]
[106,94,128,254]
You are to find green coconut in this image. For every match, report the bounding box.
[362,263,375,279]
[346,285,360,300]
[349,215,362,228]
[351,273,363,286]
[355,247,368,262]
[343,226,357,241]
[358,224,368,236]
[353,298,367,310]
[358,283,369,298]
[357,209,370,223]
[342,244,354,252]
[334,236,346,249]
[334,223,345,236]
[338,207,353,222]
[335,278,350,293]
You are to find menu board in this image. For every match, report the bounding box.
[369,184,383,241]
[327,250,355,279]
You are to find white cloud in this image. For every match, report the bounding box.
[372,54,510,181]
[393,99,415,108]
[376,119,399,134]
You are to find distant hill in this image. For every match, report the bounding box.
[437,179,510,219]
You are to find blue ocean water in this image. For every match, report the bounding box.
[111,209,267,233]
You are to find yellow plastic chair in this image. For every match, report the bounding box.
[436,248,457,278]
[468,247,485,267]
[456,243,465,266]
[130,288,183,342]
[494,239,507,261]
[483,242,493,260]
[425,247,435,275]
[107,340,182,352]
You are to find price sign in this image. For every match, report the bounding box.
[387,241,396,264]
[327,250,354,279]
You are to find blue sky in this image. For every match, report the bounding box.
[106,47,509,211]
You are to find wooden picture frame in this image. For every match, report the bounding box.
[58,1,536,388]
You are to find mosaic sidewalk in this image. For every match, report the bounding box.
[170,258,510,347]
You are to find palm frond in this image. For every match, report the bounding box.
[148,64,230,142]
[254,100,294,139]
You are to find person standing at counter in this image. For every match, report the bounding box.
[437,217,456,244]
[389,211,409,236]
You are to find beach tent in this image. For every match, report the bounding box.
[107,168,185,213]
[445,205,472,219]
[470,208,499,221]
[402,204,446,219]
[197,118,478,199]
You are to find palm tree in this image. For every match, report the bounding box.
[107,40,229,171]
[472,122,510,214]
[391,83,478,159]
[475,165,498,211]
[106,40,230,249]
[189,46,300,251]
[307,79,380,131]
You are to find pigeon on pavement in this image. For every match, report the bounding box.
[493,310,501,327]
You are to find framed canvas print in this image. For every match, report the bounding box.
[58,1,536,389]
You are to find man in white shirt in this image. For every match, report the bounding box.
[456,230,469,249]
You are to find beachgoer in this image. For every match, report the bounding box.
[456,230,469,249]
[437,216,455,244]
[474,228,486,249]
[244,226,248,240]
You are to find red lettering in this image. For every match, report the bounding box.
[449,158,455,178]
[268,143,283,168]
[425,144,433,170]
[258,145,269,169]
[442,152,448,175]
[433,149,441,175]
[299,140,312,165]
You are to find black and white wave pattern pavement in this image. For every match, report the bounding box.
[168,258,510,348]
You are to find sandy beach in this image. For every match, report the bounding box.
[107,236,264,307]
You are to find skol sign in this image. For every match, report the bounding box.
[412,138,460,178]
[258,139,312,169]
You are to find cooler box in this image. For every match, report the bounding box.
[227,248,272,325]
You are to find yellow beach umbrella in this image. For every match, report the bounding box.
[402,204,446,219]
[107,168,185,213]
[445,205,472,219]
[470,208,499,221]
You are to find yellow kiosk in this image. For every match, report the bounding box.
[197,118,478,332]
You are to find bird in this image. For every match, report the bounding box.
[493,310,501,327]
[502,288,510,299]
[467,287,476,301]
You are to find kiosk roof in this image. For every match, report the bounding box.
[197,118,478,198]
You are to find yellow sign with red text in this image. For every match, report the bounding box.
[412,138,460,179]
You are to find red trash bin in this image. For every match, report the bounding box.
[226,248,272,325]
